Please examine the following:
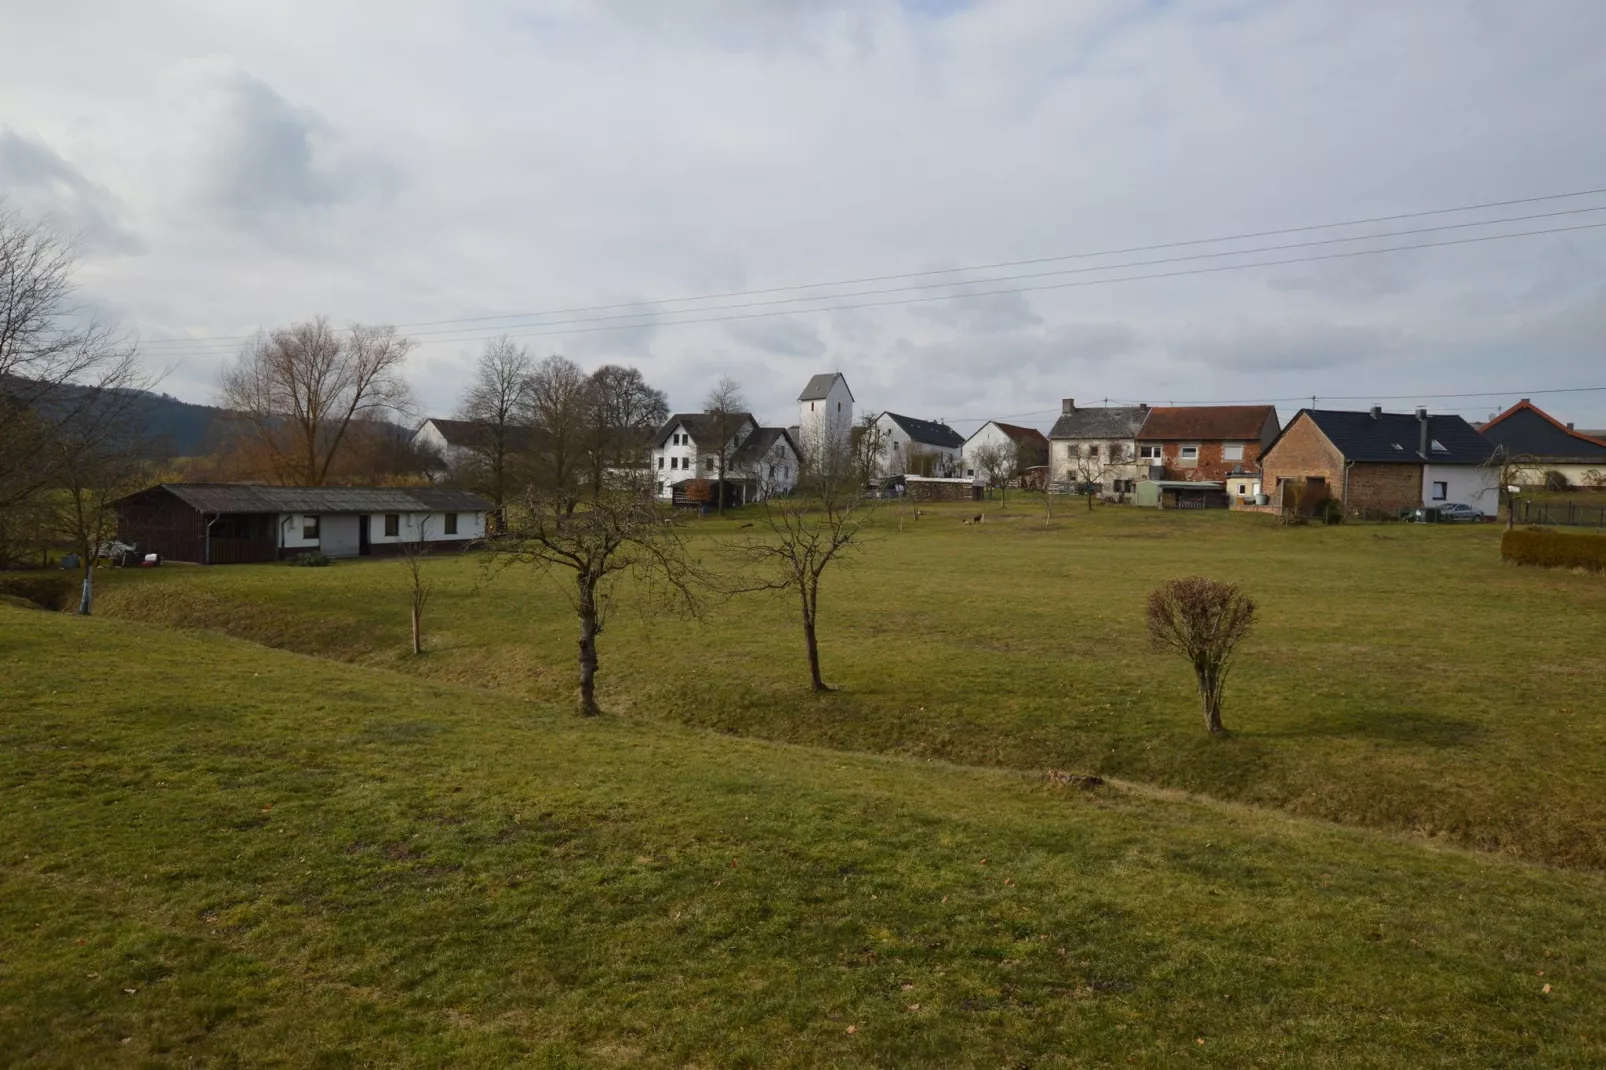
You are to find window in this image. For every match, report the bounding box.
[1223,443,1244,461]
[303,515,319,539]
[837,402,842,412]
[657,481,664,494]
[1139,445,1161,460]
[1431,481,1448,501]
[1236,483,1248,496]
[1179,445,1200,462]
[658,456,664,469]
[384,514,399,537]
[670,457,678,470]
[811,402,816,411]
[444,513,458,535]
[705,457,714,471]
[1431,440,1448,454]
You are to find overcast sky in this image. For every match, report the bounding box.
[3,0,1605,432]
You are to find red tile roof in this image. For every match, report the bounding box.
[990,421,1050,449]
[1137,405,1277,441]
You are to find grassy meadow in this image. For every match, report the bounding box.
[4,602,1606,1067]
[95,500,1606,870]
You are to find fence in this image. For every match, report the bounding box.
[1517,499,1606,528]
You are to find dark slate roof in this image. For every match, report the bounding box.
[651,412,758,449]
[420,418,489,447]
[1138,405,1279,441]
[797,373,854,402]
[1478,401,1606,461]
[1283,409,1494,465]
[882,412,965,449]
[1048,405,1149,440]
[117,483,492,514]
[731,427,800,466]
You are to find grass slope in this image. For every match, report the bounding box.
[3,605,1606,1066]
[96,503,1606,870]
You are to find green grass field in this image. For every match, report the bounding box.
[95,502,1606,870]
[4,602,1606,1067]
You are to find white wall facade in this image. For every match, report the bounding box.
[1423,464,1500,517]
[870,413,961,479]
[277,510,485,551]
[798,376,853,459]
[650,420,755,499]
[1048,438,1144,491]
[961,422,1014,481]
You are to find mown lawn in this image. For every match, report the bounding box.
[94,502,1606,871]
[2,604,1604,1067]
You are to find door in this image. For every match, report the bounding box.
[321,514,361,557]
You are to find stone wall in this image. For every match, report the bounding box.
[905,477,977,502]
[1345,463,1423,513]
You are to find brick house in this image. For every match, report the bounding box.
[1135,405,1281,483]
[1258,407,1497,517]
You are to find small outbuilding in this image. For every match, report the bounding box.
[1134,480,1230,509]
[113,483,492,564]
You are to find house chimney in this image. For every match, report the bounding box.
[1370,405,1382,419]
[1568,421,1576,430]
[1138,402,1150,411]
[1062,398,1075,414]
[1417,408,1430,457]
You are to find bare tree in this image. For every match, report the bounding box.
[1066,443,1119,511]
[583,364,669,497]
[852,413,890,489]
[1486,446,1543,531]
[702,375,748,515]
[1,203,148,547]
[1145,577,1257,734]
[398,517,433,655]
[219,316,414,486]
[969,439,1019,509]
[521,354,592,507]
[491,483,702,715]
[454,336,534,521]
[731,436,877,692]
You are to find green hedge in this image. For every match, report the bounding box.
[0,572,76,610]
[1501,528,1606,572]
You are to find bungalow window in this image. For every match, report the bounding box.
[303,515,320,539]
[1223,443,1245,461]
[384,514,399,537]
[1087,444,1100,459]
[1431,481,1448,501]
[444,513,459,535]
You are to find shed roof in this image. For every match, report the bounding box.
[1137,405,1278,441]
[1281,409,1493,465]
[881,412,965,449]
[117,483,492,514]
[732,426,800,466]
[969,421,1050,450]
[1049,405,1149,440]
[797,372,854,402]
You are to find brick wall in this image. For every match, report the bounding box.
[1259,417,1344,495]
[1344,463,1422,512]
[1151,441,1266,482]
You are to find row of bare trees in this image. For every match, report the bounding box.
[0,203,155,608]
[450,337,670,520]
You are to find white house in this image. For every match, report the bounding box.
[797,372,854,459]
[1047,399,1151,493]
[868,412,966,479]
[648,412,800,503]
[411,418,489,470]
[961,421,1051,482]
[112,483,491,564]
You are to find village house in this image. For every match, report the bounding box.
[796,372,854,458]
[1135,405,1281,485]
[1476,399,1606,488]
[1258,407,1497,517]
[411,417,487,470]
[868,412,967,478]
[113,483,491,564]
[961,421,1050,482]
[1046,399,1150,495]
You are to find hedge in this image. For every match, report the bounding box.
[0,572,76,610]
[1501,527,1606,573]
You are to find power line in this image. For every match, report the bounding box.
[134,185,1606,351]
[142,217,1606,358]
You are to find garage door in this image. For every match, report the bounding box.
[320,514,361,557]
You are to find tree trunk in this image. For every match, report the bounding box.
[800,587,825,692]
[1197,667,1226,734]
[577,578,601,715]
[411,605,422,655]
[78,558,93,616]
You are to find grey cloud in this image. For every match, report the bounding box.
[0,130,140,253]
[727,316,827,359]
[1179,320,1404,373]
[910,288,1043,334]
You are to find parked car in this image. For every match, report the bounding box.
[1414,503,1483,523]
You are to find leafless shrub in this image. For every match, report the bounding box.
[1145,576,1257,734]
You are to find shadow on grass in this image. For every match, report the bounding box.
[1254,706,1487,749]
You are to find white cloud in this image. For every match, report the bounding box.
[1,0,1604,428]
